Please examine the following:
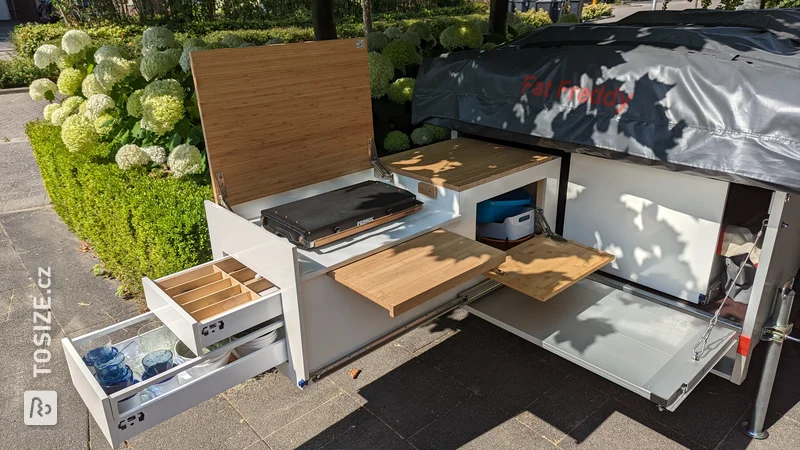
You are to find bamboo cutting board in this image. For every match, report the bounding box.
[329,229,506,317]
[380,138,552,192]
[190,39,374,207]
[486,236,615,302]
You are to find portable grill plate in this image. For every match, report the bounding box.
[261,181,423,249]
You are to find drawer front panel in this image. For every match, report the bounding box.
[145,256,282,355]
[63,312,287,448]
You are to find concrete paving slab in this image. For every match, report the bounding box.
[415,321,568,415]
[394,307,468,354]
[0,362,89,450]
[559,398,705,450]
[263,393,367,450]
[517,376,609,444]
[0,141,50,213]
[330,344,472,438]
[125,395,260,450]
[408,394,558,450]
[717,410,800,450]
[0,92,43,140]
[319,412,412,450]
[0,224,34,292]
[0,207,81,254]
[224,370,342,439]
[612,373,750,449]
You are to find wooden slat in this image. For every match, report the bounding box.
[228,267,257,283]
[380,138,552,192]
[329,229,506,317]
[213,258,245,274]
[244,278,274,294]
[172,278,234,305]
[184,285,244,313]
[156,265,217,290]
[191,39,373,206]
[191,291,257,321]
[163,271,223,297]
[486,236,615,302]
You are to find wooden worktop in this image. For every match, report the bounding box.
[329,229,506,317]
[380,138,552,192]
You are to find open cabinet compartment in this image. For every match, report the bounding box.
[144,256,281,356]
[63,312,288,448]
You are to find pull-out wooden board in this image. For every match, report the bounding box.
[380,138,552,192]
[329,229,506,317]
[486,236,615,302]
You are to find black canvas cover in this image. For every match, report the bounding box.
[412,9,800,193]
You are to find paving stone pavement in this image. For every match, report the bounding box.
[2,74,800,450]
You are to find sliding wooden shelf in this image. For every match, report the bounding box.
[486,235,615,302]
[155,257,275,321]
[329,229,506,317]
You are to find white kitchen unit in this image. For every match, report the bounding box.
[63,40,800,448]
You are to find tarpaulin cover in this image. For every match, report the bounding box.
[412,9,800,193]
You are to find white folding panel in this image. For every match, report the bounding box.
[564,154,729,303]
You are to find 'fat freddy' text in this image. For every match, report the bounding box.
[521,75,633,114]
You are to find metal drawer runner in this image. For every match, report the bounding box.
[464,278,737,411]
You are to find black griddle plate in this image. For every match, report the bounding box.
[261,181,422,248]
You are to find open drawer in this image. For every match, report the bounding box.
[465,278,738,411]
[63,312,287,448]
[329,229,506,317]
[144,256,281,355]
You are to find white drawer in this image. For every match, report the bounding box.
[63,312,287,449]
[144,256,282,355]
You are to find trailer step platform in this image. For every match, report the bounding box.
[465,278,738,411]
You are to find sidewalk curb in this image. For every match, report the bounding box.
[0,87,29,95]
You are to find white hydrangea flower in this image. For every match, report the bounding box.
[29,78,58,101]
[143,79,185,100]
[84,94,115,121]
[43,103,61,122]
[115,144,150,170]
[34,44,63,69]
[60,96,84,114]
[61,29,92,55]
[180,46,203,73]
[140,49,180,81]
[141,145,167,164]
[61,114,99,152]
[57,68,84,96]
[142,27,176,50]
[94,113,115,136]
[50,106,73,126]
[167,144,203,178]
[81,73,107,97]
[94,45,123,63]
[140,94,184,135]
[94,56,135,90]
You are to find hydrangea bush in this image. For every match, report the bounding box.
[28,27,213,178]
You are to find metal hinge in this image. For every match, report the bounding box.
[534,208,567,243]
[369,138,393,180]
[215,171,233,211]
[762,323,799,344]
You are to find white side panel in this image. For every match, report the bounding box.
[205,201,307,385]
[564,155,728,303]
[733,192,800,384]
[143,277,202,353]
[301,273,483,374]
[63,338,116,446]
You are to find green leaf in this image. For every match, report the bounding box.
[44,90,55,101]
[167,133,182,150]
[187,127,204,146]
[131,122,142,138]
[87,63,94,75]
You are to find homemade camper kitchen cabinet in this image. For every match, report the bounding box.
[62,33,800,448]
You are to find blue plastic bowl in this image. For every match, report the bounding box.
[476,189,533,223]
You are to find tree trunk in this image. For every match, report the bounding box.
[489,0,510,36]
[312,0,338,41]
[362,0,373,35]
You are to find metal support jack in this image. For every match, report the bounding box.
[741,280,797,439]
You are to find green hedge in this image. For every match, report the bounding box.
[27,121,213,295]
[11,13,488,57]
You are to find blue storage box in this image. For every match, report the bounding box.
[476,189,533,223]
